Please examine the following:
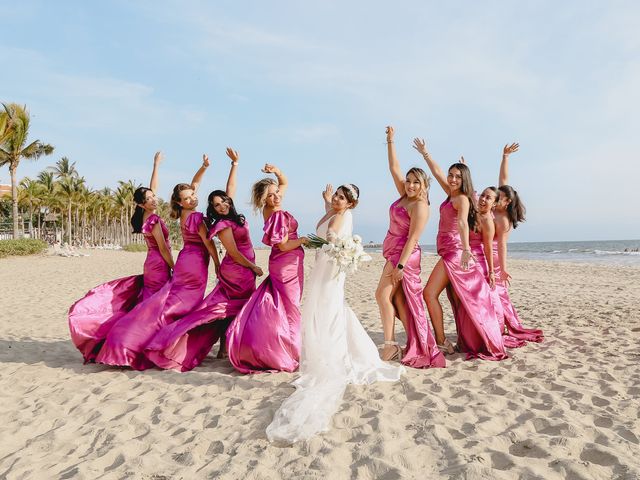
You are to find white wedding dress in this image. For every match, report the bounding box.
[266,210,404,443]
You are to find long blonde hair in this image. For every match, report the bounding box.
[406,167,431,204]
[250,178,277,213]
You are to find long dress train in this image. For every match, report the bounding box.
[94,212,209,369]
[266,210,404,443]
[438,200,507,360]
[68,213,171,362]
[383,198,446,368]
[145,219,257,371]
[226,210,304,374]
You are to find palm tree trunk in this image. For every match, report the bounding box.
[9,163,19,239]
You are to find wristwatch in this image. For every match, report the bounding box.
[397,263,404,270]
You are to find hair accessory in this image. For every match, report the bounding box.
[343,183,359,200]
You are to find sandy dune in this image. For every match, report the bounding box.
[1,249,638,479]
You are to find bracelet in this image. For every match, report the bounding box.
[231,161,238,166]
[386,141,394,144]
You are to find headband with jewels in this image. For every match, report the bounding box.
[343,183,358,200]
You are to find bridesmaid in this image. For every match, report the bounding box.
[226,164,307,374]
[145,148,263,371]
[375,126,445,368]
[68,151,173,362]
[95,155,220,369]
[493,144,543,342]
[414,137,507,361]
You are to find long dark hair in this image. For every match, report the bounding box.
[206,190,246,227]
[449,162,477,231]
[170,183,192,219]
[131,187,152,233]
[498,184,526,228]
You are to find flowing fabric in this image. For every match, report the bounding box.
[489,239,544,344]
[382,199,446,368]
[145,219,257,371]
[226,210,304,374]
[438,200,507,360]
[468,231,543,347]
[94,212,209,369]
[266,211,404,443]
[68,214,171,362]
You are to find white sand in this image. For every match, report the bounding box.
[1,249,639,479]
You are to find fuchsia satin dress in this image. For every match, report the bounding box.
[383,198,446,368]
[68,213,171,362]
[438,199,507,360]
[94,212,209,369]
[145,219,257,371]
[226,210,304,374]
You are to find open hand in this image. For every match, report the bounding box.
[503,143,519,156]
[460,250,475,270]
[500,269,512,287]
[226,147,239,163]
[323,184,333,204]
[154,151,163,164]
[412,137,429,156]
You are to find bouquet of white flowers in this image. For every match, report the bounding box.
[306,233,371,274]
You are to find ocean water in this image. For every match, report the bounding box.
[366,240,640,266]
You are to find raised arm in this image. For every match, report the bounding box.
[217,227,263,276]
[391,201,429,284]
[453,195,473,270]
[386,126,405,196]
[499,143,519,187]
[412,138,449,193]
[190,154,210,193]
[262,164,288,197]
[150,151,162,193]
[225,147,239,199]
[322,184,333,213]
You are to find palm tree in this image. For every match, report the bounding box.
[0,103,54,239]
[18,177,44,238]
[49,156,78,179]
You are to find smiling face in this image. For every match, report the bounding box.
[211,195,230,216]
[331,187,353,212]
[478,188,498,214]
[404,172,424,199]
[178,188,198,210]
[447,167,463,193]
[264,184,281,208]
[495,190,511,212]
[139,190,158,212]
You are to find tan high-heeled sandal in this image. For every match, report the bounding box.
[437,338,457,355]
[380,340,402,361]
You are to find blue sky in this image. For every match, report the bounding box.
[2,1,639,243]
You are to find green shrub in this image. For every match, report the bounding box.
[122,243,148,252]
[0,239,49,258]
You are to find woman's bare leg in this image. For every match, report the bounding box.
[423,259,450,345]
[375,261,401,360]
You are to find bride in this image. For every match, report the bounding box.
[266,183,404,443]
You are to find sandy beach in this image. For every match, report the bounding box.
[1,249,639,479]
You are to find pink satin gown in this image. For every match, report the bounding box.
[94,212,209,369]
[438,199,507,360]
[226,210,304,374]
[468,230,543,347]
[489,239,544,344]
[68,213,171,362]
[145,219,257,371]
[383,198,446,368]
